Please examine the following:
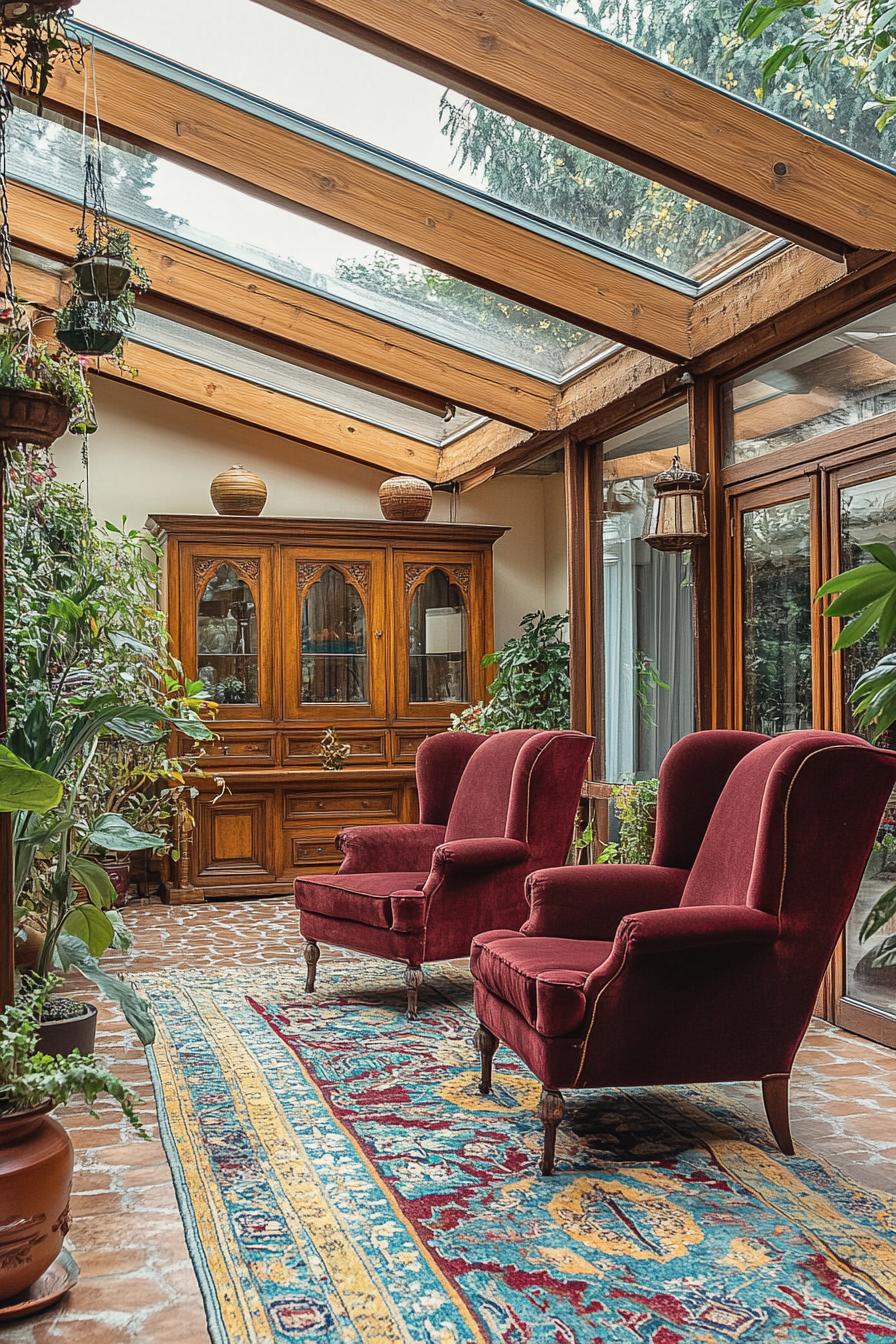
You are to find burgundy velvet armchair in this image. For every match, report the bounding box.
[470,729,896,1173]
[295,728,593,1018]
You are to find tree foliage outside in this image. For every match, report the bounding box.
[739,0,896,131]
[337,0,894,359]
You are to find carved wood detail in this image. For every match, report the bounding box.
[297,560,370,593]
[404,561,471,597]
[193,556,259,592]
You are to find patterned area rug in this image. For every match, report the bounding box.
[141,961,896,1344]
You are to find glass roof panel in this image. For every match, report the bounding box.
[127,310,483,445]
[74,0,770,284]
[7,101,608,381]
[523,0,896,169]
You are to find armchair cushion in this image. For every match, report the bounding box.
[522,864,688,940]
[471,929,613,1037]
[336,824,446,874]
[295,871,427,930]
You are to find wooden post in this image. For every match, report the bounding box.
[564,435,604,773]
[689,378,724,730]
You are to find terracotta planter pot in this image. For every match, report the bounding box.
[0,1104,73,1304]
[99,857,131,908]
[0,390,69,449]
[378,475,433,521]
[210,465,267,516]
[72,255,130,300]
[37,1003,97,1058]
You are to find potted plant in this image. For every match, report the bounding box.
[0,308,89,447]
[0,977,144,1306]
[72,225,148,306]
[817,542,896,968]
[450,610,571,732]
[55,296,123,358]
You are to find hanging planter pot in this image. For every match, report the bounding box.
[72,254,132,301]
[57,322,122,356]
[0,388,69,448]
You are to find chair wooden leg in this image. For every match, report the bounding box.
[762,1073,794,1155]
[303,939,320,993]
[405,964,424,1020]
[475,1024,498,1094]
[537,1088,565,1176]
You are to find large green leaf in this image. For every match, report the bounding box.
[861,881,896,942]
[88,813,166,854]
[69,855,118,909]
[56,934,155,1045]
[0,745,62,814]
[63,903,115,958]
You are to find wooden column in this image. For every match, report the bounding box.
[564,435,604,774]
[689,378,725,730]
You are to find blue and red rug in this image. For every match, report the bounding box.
[142,960,896,1344]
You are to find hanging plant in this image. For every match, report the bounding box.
[0,4,82,113]
[0,307,89,447]
[56,295,123,357]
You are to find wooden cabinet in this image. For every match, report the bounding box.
[150,516,505,901]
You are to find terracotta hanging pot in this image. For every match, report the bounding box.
[72,256,131,302]
[0,1104,74,1304]
[210,465,267,516]
[0,389,69,449]
[378,475,433,522]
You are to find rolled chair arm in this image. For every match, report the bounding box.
[615,905,779,962]
[337,824,446,874]
[523,864,689,939]
[430,837,530,875]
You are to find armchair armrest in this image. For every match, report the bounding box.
[615,905,779,962]
[430,837,530,875]
[337,823,446,874]
[523,864,688,940]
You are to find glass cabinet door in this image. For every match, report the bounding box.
[397,556,479,717]
[284,549,386,720]
[831,461,896,1043]
[184,548,273,719]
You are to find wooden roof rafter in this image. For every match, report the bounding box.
[260,0,896,259]
[42,32,694,361]
[5,182,557,431]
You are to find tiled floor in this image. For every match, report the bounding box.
[6,894,896,1342]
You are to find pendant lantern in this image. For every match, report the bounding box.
[644,455,708,553]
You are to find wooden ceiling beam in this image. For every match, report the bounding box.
[262,0,896,257]
[6,181,554,430]
[41,43,693,360]
[11,254,442,478]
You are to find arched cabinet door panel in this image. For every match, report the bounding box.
[179,545,275,721]
[283,547,387,721]
[393,550,489,720]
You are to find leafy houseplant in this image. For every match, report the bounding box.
[0,307,90,442]
[5,446,215,1041]
[59,227,149,360]
[450,611,570,732]
[0,975,144,1303]
[0,5,82,113]
[598,777,660,866]
[816,541,896,967]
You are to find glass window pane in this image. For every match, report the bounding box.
[741,498,812,734]
[128,310,481,445]
[523,0,896,168]
[197,563,258,704]
[301,567,368,705]
[724,302,896,467]
[76,0,767,284]
[409,571,468,703]
[839,473,896,1023]
[8,95,609,381]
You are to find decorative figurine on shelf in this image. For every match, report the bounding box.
[319,727,351,771]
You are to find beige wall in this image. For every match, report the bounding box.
[542,470,568,618]
[52,379,557,648]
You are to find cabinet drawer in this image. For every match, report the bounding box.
[201,732,277,768]
[289,834,343,870]
[194,793,275,885]
[283,787,401,823]
[283,730,386,766]
[392,730,434,764]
